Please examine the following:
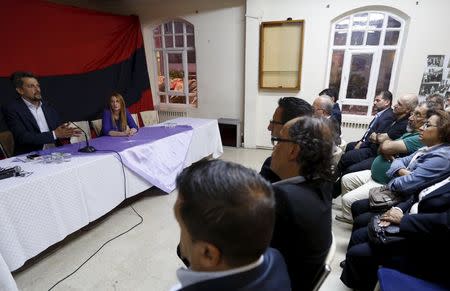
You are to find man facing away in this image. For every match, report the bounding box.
[260,97,313,183]
[3,71,79,155]
[172,159,291,291]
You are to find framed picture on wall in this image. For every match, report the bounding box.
[259,20,304,90]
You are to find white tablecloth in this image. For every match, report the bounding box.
[0,118,222,285]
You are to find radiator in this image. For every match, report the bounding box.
[158,110,188,122]
[341,117,371,143]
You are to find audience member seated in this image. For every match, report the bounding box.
[172,159,291,291]
[350,110,450,229]
[426,93,445,110]
[337,93,415,177]
[269,116,333,291]
[340,174,450,291]
[319,88,341,126]
[3,71,79,155]
[101,92,138,137]
[313,95,341,146]
[335,101,432,224]
[259,97,313,183]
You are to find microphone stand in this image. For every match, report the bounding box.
[70,122,97,153]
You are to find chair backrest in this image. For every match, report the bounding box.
[70,121,91,144]
[311,232,336,291]
[0,130,14,158]
[140,110,160,126]
[131,113,139,127]
[91,119,103,136]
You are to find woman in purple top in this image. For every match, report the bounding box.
[101,92,138,136]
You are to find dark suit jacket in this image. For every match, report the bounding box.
[361,108,395,143]
[3,98,61,155]
[271,179,332,291]
[361,113,409,154]
[395,180,450,237]
[259,156,281,183]
[179,248,291,291]
[332,103,342,126]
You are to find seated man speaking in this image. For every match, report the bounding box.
[3,71,79,155]
[172,160,291,291]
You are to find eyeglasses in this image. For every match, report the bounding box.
[271,137,297,146]
[422,122,437,129]
[269,120,284,125]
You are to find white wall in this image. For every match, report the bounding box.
[51,0,450,148]
[245,0,450,148]
[112,0,245,122]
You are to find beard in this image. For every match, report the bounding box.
[31,94,42,101]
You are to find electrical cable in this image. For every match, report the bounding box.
[48,149,144,290]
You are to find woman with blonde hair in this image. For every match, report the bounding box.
[101,92,138,136]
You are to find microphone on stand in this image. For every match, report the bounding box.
[69,121,97,153]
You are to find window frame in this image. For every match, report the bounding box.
[153,20,197,108]
[325,11,405,117]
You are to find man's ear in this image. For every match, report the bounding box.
[16,87,23,96]
[195,241,222,270]
[288,143,300,162]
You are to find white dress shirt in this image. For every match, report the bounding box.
[22,98,56,148]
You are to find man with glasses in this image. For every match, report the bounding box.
[334,93,415,197]
[313,95,341,146]
[319,87,341,126]
[340,110,450,291]
[260,97,313,183]
[335,101,435,224]
[3,71,79,155]
[269,116,333,290]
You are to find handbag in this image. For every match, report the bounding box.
[367,214,404,246]
[368,185,402,211]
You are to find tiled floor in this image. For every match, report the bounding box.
[13,147,352,290]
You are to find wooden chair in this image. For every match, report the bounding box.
[70,121,91,144]
[90,119,103,136]
[0,130,14,158]
[140,110,160,126]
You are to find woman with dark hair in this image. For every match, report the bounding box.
[101,92,138,136]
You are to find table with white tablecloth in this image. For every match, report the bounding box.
[0,118,223,286]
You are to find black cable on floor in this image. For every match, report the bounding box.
[48,149,144,290]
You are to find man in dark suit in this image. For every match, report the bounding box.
[319,87,341,126]
[313,95,341,146]
[269,116,334,291]
[338,91,397,174]
[172,160,291,291]
[259,97,312,183]
[340,176,450,291]
[3,72,78,155]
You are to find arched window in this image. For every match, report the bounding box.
[153,20,197,107]
[326,11,405,116]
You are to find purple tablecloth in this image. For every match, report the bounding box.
[38,125,193,156]
[36,125,193,193]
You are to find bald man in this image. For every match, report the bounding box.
[313,95,341,145]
